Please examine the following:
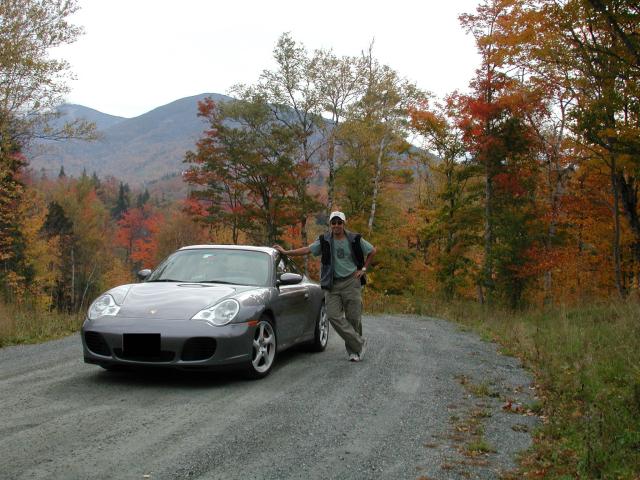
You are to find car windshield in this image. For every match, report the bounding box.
[146,249,271,286]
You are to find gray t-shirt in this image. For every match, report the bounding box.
[309,235,374,278]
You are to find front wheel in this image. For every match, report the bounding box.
[309,303,329,352]
[245,317,277,379]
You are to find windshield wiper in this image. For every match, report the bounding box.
[200,280,240,285]
[147,279,182,282]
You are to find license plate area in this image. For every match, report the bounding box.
[122,333,161,357]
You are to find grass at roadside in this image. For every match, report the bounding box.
[0,301,83,348]
[365,292,640,479]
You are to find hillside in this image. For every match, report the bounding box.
[28,93,232,186]
[26,93,433,203]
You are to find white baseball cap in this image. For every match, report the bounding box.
[329,211,346,223]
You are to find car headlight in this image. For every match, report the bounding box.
[192,299,240,326]
[88,294,121,320]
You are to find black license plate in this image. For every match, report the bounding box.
[123,333,161,356]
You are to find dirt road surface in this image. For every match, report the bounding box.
[1,315,538,480]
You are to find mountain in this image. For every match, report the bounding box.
[57,104,126,130]
[28,93,232,185]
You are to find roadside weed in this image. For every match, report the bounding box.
[366,293,640,479]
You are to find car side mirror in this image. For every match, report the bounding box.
[277,272,303,286]
[137,269,152,281]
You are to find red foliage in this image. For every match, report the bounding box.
[115,205,163,267]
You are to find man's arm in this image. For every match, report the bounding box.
[273,245,311,256]
[363,247,377,270]
[355,245,377,279]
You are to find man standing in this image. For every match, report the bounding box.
[273,211,377,362]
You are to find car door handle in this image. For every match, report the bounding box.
[304,290,309,299]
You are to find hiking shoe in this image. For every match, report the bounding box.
[358,337,367,361]
[348,353,359,362]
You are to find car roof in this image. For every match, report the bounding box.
[178,245,277,255]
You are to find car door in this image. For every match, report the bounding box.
[284,257,316,335]
[273,255,308,346]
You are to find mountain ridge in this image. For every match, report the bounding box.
[28,92,233,185]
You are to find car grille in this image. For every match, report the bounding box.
[181,337,217,361]
[84,331,111,356]
[113,348,175,362]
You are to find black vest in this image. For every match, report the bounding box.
[318,231,366,289]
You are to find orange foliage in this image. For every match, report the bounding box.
[115,205,163,268]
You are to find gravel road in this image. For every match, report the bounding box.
[0,315,539,480]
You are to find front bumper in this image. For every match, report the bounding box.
[81,316,254,370]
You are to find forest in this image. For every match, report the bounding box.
[2,1,640,476]
[2,0,640,315]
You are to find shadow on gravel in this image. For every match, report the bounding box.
[77,346,312,390]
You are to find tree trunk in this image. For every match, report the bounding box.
[544,164,561,306]
[80,263,97,312]
[482,171,494,301]
[71,247,75,312]
[300,216,309,274]
[368,136,387,233]
[610,156,625,297]
[326,135,336,212]
[616,171,640,294]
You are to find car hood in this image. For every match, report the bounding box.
[116,282,256,320]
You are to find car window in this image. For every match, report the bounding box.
[285,257,302,275]
[147,249,271,286]
[276,257,287,277]
[276,255,302,278]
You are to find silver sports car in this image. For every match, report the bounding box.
[81,245,329,378]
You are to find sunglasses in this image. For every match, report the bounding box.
[330,219,344,225]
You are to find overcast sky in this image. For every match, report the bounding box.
[54,0,481,119]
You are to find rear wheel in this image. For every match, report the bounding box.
[245,316,277,379]
[309,303,329,352]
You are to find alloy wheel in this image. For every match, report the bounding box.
[252,320,276,374]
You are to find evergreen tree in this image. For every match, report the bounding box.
[42,201,73,237]
[136,189,150,208]
[112,182,130,219]
[41,201,74,311]
[90,171,100,189]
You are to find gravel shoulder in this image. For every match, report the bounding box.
[0,315,539,480]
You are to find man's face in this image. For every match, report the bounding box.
[330,218,345,235]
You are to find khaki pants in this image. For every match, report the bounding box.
[325,275,364,355]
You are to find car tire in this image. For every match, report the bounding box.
[309,302,329,352]
[244,316,277,379]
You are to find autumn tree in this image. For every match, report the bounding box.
[244,33,323,253]
[114,205,162,270]
[0,0,95,299]
[309,48,366,211]
[43,177,113,312]
[482,0,640,297]
[457,0,544,306]
[559,0,640,295]
[184,96,301,245]
[338,46,425,233]
[154,205,209,263]
[184,98,246,243]
[410,100,483,299]
[0,137,33,297]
